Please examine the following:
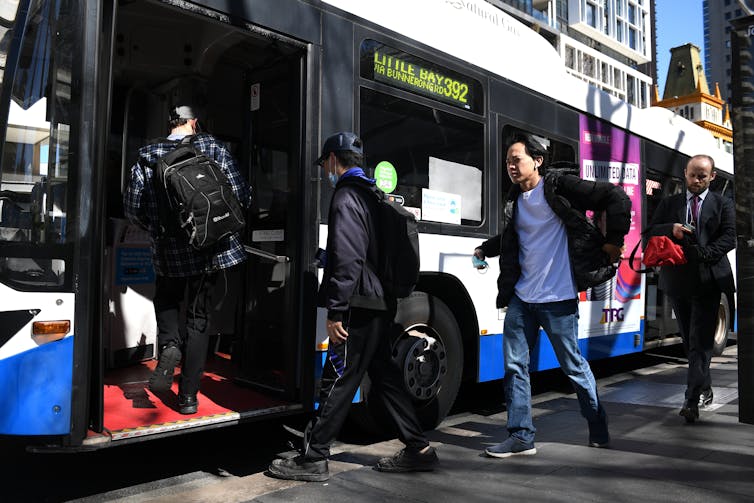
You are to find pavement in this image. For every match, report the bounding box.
[252,344,752,503]
[101,344,753,502]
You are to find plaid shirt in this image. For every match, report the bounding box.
[123,133,251,277]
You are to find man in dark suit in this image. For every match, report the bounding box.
[648,154,735,423]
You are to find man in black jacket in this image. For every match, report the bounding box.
[647,154,735,423]
[474,134,631,458]
[268,132,437,482]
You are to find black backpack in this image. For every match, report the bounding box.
[342,180,420,298]
[153,136,245,250]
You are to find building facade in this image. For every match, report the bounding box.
[487,0,654,108]
[703,0,750,105]
[654,43,733,154]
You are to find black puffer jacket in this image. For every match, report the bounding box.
[317,177,387,321]
[479,168,632,308]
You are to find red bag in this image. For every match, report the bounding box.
[629,235,687,272]
[644,236,687,266]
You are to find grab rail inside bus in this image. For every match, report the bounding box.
[120,86,135,194]
[244,244,289,263]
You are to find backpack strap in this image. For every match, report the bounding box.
[628,231,653,273]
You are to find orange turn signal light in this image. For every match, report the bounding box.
[31,320,71,345]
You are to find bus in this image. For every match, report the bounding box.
[0,0,734,451]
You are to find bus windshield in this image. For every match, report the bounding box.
[0,0,74,290]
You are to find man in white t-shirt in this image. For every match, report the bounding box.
[474,134,631,458]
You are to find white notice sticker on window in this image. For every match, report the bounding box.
[421,188,461,225]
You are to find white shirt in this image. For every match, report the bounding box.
[514,180,577,303]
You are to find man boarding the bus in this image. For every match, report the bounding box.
[473,134,631,457]
[646,154,735,423]
[267,132,438,482]
[123,105,250,414]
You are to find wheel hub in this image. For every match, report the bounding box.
[395,328,447,400]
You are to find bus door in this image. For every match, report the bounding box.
[234,54,306,401]
[643,169,684,342]
[100,0,310,440]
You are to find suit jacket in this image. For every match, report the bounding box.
[647,190,735,297]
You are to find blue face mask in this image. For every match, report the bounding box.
[328,171,339,188]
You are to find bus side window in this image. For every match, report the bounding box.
[360,88,485,227]
[500,126,576,168]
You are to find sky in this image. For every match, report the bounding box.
[655,0,705,96]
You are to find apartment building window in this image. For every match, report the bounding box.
[601,61,610,84]
[640,82,647,108]
[690,107,694,120]
[617,20,623,42]
[629,4,636,24]
[725,12,731,20]
[724,0,731,5]
[629,28,637,50]
[565,45,575,69]
[587,2,596,28]
[583,53,596,78]
[627,75,636,105]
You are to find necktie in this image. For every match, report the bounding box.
[690,195,700,226]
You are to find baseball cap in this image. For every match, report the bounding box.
[316,132,363,165]
[170,105,198,120]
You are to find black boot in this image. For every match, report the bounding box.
[178,393,198,415]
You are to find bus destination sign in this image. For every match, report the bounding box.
[362,41,479,112]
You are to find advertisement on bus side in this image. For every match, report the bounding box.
[578,115,644,338]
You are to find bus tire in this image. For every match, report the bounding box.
[351,292,464,435]
[712,293,731,357]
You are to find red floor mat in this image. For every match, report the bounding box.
[103,358,289,433]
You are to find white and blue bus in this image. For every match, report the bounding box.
[0,0,734,450]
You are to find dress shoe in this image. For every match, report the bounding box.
[699,388,713,409]
[268,455,329,482]
[679,402,699,423]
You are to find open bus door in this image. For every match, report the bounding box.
[642,169,685,346]
[234,58,305,399]
[96,0,312,446]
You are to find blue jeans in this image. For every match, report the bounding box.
[503,295,605,443]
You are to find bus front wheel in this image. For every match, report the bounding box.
[351,292,464,434]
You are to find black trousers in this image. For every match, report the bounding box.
[153,272,218,395]
[670,288,721,402]
[304,308,428,459]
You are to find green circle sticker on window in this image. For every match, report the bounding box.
[374,161,398,193]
